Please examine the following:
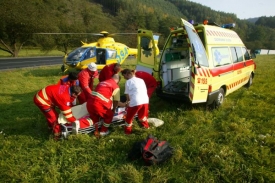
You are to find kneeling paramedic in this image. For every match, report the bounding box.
[86,74,121,136]
[33,85,82,139]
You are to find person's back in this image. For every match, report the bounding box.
[121,69,150,134]
[135,71,157,98]
[87,74,121,136]
[33,84,82,139]
[125,76,148,106]
[99,63,121,82]
[90,77,120,109]
[37,85,71,109]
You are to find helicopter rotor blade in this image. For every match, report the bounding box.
[33,31,137,37]
[33,33,102,35]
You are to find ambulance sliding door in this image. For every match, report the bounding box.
[231,47,249,91]
[181,19,209,103]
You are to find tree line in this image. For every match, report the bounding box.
[1,0,274,57]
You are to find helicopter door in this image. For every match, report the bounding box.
[181,18,209,103]
[96,48,107,65]
[136,29,159,75]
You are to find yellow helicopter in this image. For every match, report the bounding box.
[60,31,132,72]
[61,31,160,72]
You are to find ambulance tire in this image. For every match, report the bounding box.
[245,74,253,88]
[212,88,225,109]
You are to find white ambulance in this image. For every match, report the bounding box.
[136,18,256,108]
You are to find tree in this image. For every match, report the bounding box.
[0,0,57,57]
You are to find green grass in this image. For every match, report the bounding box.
[1,55,275,182]
[0,48,65,57]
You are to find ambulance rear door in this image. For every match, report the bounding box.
[136,29,159,76]
[181,18,209,103]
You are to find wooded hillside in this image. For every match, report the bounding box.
[1,0,274,57]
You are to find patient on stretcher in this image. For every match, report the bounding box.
[58,102,164,138]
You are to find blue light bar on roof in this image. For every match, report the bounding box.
[188,20,194,25]
[221,23,236,28]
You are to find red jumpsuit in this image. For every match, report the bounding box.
[78,68,98,104]
[99,63,117,82]
[57,75,80,104]
[135,71,157,98]
[33,85,77,137]
[86,78,120,132]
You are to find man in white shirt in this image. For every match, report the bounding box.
[121,69,150,135]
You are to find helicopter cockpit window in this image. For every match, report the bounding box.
[67,47,97,62]
[83,48,96,60]
[67,47,88,61]
[141,37,152,51]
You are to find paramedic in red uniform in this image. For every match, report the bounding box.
[86,74,121,136]
[121,69,150,135]
[57,72,79,87]
[98,63,121,82]
[33,85,82,139]
[78,62,98,104]
[57,72,79,105]
[134,70,157,98]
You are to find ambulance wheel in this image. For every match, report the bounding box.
[245,74,253,88]
[212,88,225,109]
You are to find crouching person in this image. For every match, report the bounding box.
[86,74,121,136]
[33,85,82,140]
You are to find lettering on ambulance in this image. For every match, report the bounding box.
[196,68,210,90]
[197,77,208,84]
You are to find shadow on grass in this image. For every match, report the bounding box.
[0,91,51,140]
[149,94,208,115]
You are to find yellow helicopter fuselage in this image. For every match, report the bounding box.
[62,37,137,72]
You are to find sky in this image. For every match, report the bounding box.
[189,0,275,19]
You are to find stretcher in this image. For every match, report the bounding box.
[58,102,164,139]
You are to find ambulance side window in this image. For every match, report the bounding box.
[211,47,231,67]
[235,47,244,62]
[242,47,251,60]
[230,47,238,63]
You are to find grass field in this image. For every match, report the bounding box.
[0,48,65,57]
[0,55,275,182]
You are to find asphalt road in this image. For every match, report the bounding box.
[0,56,63,71]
